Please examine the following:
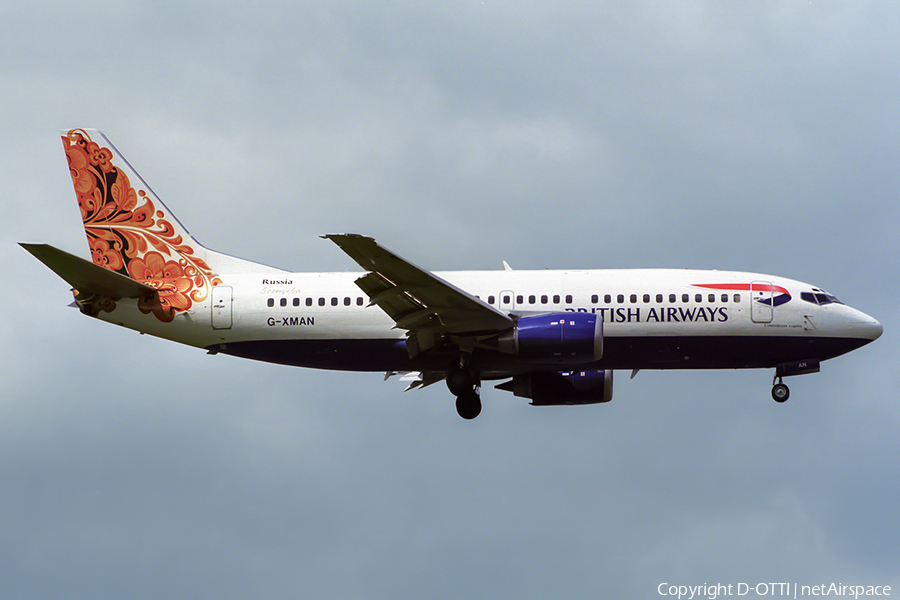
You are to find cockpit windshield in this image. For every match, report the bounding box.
[801,288,842,306]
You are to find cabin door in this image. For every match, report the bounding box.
[750,281,773,324]
[211,285,233,329]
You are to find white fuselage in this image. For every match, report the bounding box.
[95,267,882,378]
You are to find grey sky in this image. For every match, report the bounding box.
[3,1,898,598]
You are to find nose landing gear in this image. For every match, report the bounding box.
[771,376,790,403]
[770,360,819,403]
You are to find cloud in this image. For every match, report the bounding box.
[3,1,898,598]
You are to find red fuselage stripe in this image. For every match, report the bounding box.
[692,283,790,296]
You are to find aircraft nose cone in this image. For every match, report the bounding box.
[853,315,883,342]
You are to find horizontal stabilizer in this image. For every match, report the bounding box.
[20,243,158,300]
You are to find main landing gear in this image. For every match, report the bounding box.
[447,368,481,420]
[455,390,482,420]
[771,376,790,403]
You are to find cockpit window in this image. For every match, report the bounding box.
[801,288,842,305]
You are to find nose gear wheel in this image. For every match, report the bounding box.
[771,375,790,403]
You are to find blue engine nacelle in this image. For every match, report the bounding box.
[496,370,614,405]
[498,312,602,365]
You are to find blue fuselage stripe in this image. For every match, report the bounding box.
[209,335,870,376]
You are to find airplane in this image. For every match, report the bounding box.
[21,129,882,419]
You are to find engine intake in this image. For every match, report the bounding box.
[498,312,602,365]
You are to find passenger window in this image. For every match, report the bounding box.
[656,294,663,303]
[682,294,689,303]
[734,294,741,303]
[502,295,511,304]
[617,294,625,303]
[517,295,524,304]
[280,298,287,307]
[529,295,536,304]
[669,294,676,303]
[306,298,313,307]
[721,294,728,303]
[488,295,495,305]
[357,297,364,306]
[605,294,612,303]
[630,294,637,303]
[293,298,300,307]
[552,294,560,304]
[331,297,338,306]
[344,297,351,306]
[566,295,573,304]
[591,294,599,304]
[695,294,702,303]
[541,295,549,304]
[318,298,325,307]
[643,294,650,303]
[709,294,715,303]
[267,298,274,308]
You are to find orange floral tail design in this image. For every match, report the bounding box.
[62,129,222,322]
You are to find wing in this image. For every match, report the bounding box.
[324,234,512,354]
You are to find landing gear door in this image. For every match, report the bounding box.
[751,281,773,324]
[212,285,233,329]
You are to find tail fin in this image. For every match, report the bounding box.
[62,129,268,274]
[60,129,277,317]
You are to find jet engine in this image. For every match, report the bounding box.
[497,313,602,365]
[497,370,613,405]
